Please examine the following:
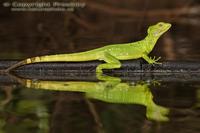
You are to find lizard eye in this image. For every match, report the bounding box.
[158,23,163,27]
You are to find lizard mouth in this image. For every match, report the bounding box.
[159,23,171,34]
[165,23,171,31]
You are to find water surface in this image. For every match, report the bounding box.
[0,73,199,133]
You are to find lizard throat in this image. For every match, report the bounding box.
[144,34,159,53]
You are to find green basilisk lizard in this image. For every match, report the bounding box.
[5,22,171,73]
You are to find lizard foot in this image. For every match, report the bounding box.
[149,56,162,64]
[96,68,103,74]
[96,73,121,82]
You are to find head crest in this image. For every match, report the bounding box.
[147,22,171,37]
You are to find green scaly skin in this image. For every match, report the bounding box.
[5,22,171,73]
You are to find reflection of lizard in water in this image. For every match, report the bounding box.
[12,74,169,122]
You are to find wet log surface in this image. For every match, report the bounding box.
[0,59,200,83]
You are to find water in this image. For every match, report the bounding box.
[0,73,199,133]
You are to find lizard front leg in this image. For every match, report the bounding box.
[142,54,161,64]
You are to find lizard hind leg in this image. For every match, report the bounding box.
[96,52,121,73]
[96,52,121,81]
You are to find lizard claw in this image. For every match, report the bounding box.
[155,56,161,61]
[149,56,162,64]
[151,80,161,86]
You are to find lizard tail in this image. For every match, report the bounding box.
[6,52,99,72]
[5,56,49,72]
[5,60,28,73]
[5,56,44,72]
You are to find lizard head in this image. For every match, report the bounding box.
[147,22,171,37]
